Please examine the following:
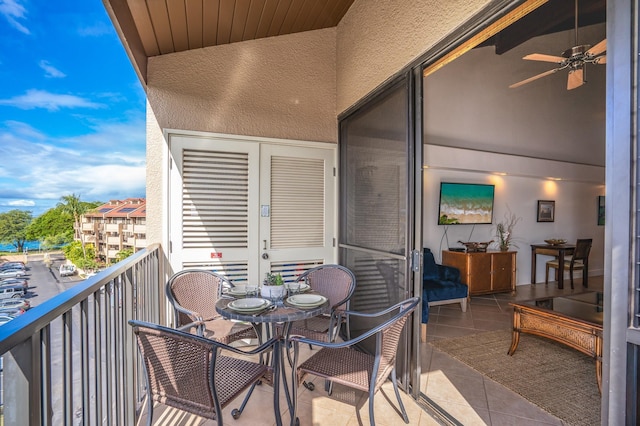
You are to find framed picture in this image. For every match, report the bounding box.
[598,195,605,226]
[537,200,555,222]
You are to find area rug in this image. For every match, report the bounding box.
[430,329,600,426]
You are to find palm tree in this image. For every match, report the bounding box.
[57,193,88,241]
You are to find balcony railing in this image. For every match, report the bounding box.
[0,244,167,425]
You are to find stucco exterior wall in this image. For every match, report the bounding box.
[146,28,337,143]
[145,103,163,246]
[336,0,489,114]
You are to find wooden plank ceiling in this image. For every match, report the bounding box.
[125,0,355,57]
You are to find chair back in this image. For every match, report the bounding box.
[129,320,218,420]
[297,264,356,311]
[423,248,439,280]
[166,270,230,327]
[376,298,419,380]
[573,239,593,262]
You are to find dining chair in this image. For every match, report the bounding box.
[129,320,279,426]
[165,269,257,344]
[545,238,593,288]
[279,264,356,391]
[290,264,356,342]
[289,297,420,426]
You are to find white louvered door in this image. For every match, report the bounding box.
[259,144,336,282]
[169,135,260,283]
[169,134,336,284]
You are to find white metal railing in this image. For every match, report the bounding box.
[0,244,168,425]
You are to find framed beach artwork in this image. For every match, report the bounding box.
[537,200,555,222]
[598,196,605,226]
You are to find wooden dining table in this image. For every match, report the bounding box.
[530,243,576,289]
[216,294,329,426]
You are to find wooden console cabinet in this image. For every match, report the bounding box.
[442,250,517,296]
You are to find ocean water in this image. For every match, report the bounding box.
[0,241,47,253]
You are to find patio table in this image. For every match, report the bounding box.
[216,294,329,426]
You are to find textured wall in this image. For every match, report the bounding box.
[146,28,337,143]
[336,0,489,114]
[145,103,163,246]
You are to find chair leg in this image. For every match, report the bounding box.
[368,387,376,426]
[545,264,549,284]
[146,394,153,426]
[420,324,427,343]
[232,382,258,419]
[460,298,468,312]
[391,368,410,424]
[569,268,575,289]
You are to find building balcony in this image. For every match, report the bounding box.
[106,236,122,245]
[134,239,147,248]
[104,223,121,232]
[81,223,97,231]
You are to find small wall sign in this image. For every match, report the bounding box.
[211,252,222,259]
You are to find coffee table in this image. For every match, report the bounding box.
[508,292,603,392]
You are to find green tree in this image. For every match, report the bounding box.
[63,241,97,270]
[26,206,74,243]
[0,210,33,252]
[116,248,134,263]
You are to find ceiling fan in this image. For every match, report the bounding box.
[509,0,606,90]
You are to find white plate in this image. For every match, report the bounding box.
[287,294,327,307]
[226,287,247,296]
[285,283,311,292]
[228,298,268,312]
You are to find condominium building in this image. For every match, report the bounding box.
[78,198,146,264]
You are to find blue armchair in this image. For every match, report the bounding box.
[421,248,468,341]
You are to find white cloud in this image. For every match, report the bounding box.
[0,118,145,211]
[0,0,29,34]
[39,60,66,78]
[8,199,35,206]
[0,89,103,111]
[78,22,112,37]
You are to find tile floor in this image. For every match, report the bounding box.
[143,277,603,426]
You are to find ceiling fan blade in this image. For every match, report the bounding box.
[594,55,606,64]
[567,68,584,90]
[523,53,566,64]
[587,39,607,56]
[509,68,558,89]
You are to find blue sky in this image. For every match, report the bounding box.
[0,0,145,217]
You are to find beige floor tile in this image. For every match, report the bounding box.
[423,370,489,410]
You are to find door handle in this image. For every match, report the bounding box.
[263,239,268,250]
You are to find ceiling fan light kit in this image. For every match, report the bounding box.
[509,0,606,90]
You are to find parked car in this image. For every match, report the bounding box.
[0,307,24,316]
[0,285,26,299]
[0,269,26,278]
[0,298,30,311]
[0,262,26,271]
[0,278,29,290]
[59,264,76,277]
[0,314,16,326]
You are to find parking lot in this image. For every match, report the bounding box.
[1,252,85,308]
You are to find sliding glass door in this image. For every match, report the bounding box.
[339,72,421,394]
